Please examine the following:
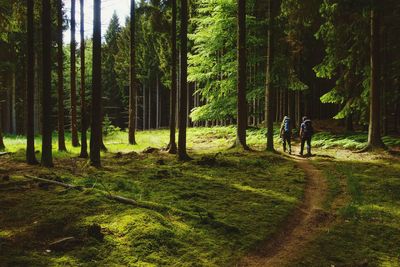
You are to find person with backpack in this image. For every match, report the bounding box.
[280,116,292,154]
[299,116,314,156]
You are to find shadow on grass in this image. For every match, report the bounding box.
[292,158,400,266]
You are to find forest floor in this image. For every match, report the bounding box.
[0,126,400,266]
[239,153,330,266]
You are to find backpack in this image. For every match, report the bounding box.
[284,118,291,133]
[303,119,314,136]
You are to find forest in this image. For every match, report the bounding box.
[0,0,399,266]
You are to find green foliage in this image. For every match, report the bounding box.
[102,115,121,136]
[312,131,400,150]
[188,0,267,122]
[314,0,371,123]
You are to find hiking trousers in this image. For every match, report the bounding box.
[300,136,312,155]
[282,132,291,153]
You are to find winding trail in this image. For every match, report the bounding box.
[239,153,331,267]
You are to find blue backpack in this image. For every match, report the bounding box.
[303,119,314,136]
[284,118,291,133]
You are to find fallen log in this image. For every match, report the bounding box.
[23,175,209,222]
[24,175,83,191]
[0,152,12,157]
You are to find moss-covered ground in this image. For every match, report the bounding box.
[0,127,305,266]
[1,126,399,266]
[292,147,400,266]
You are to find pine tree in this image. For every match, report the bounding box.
[79,0,88,158]
[168,0,178,154]
[129,0,137,145]
[178,0,190,160]
[367,0,385,149]
[26,0,38,164]
[57,0,67,151]
[0,104,5,151]
[70,0,80,147]
[90,0,102,167]
[235,0,249,149]
[265,0,275,151]
[41,0,53,167]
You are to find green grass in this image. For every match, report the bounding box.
[1,127,400,266]
[0,127,305,266]
[293,158,400,266]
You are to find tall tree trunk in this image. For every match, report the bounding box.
[265,0,275,151]
[235,0,249,149]
[367,2,385,148]
[11,72,16,134]
[143,83,146,130]
[70,0,80,147]
[0,104,5,151]
[128,0,137,145]
[56,0,66,151]
[34,54,41,134]
[148,85,151,129]
[168,0,177,153]
[79,0,88,158]
[90,0,102,167]
[26,0,38,163]
[178,0,190,160]
[156,74,160,129]
[345,113,354,132]
[41,0,53,167]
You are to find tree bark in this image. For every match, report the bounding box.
[128,0,137,145]
[178,0,190,160]
[156,74,160,129]
[56,0,67,151]
[11,72,16,135]
[235,0,249,149]
[0,104,5,151]
[90,0,102,167]
[168,0,177,154]
[70,0,80,147]
[143,83,146,130]
[367,2,385,148]
[79,0,88,158]
[41,0,53,167]
[26,0,38,163]
[265,0,275,151]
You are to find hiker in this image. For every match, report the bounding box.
[299,116,314,156]
[280,116,292,154]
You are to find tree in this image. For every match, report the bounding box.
[235,0,249,149]
[129,0,137,145]
[41,0,53,167]
[57,0,67,151]
[26,0,38,164]
[0,103,5,151]
[70,0,80,147]
[168,0,178,154]
[367,0,385,149]
[178,0,190,160]
[102,13,122,133]
[265,0,275,151]
[90,0,102,167]
[79,0,88,158]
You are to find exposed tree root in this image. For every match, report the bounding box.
[356,143,387,153]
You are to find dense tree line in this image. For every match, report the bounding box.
[0,0,399,163]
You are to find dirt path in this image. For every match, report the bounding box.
[238,153,330,267]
